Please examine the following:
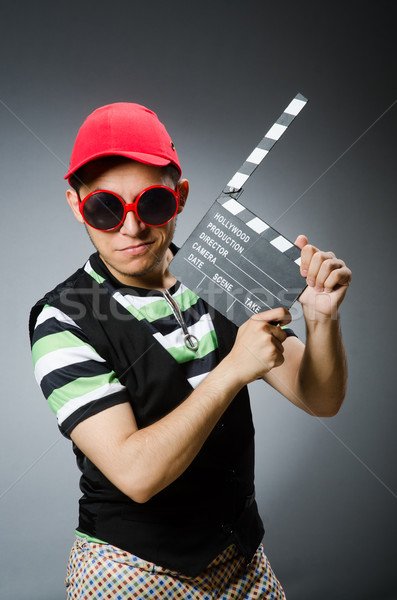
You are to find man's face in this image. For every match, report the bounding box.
[67,159,188,288]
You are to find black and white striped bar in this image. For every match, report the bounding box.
[224,93,307,194]
[170,93,308,326]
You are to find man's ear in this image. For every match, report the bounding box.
[176,179,189,213]
[66,188,85,223]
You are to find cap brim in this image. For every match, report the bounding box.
[64,150,180,182]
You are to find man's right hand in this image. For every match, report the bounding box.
[224,307,292,385]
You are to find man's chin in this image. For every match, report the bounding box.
[102,253,162,281]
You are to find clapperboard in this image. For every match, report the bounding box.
[170,93,308,327]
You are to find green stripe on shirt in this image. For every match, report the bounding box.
[87,262,200,323]
[32,330,94,367]
[47,371,121,414]
[87,267,105,285]
[166,329,218,364]
[122,288,201,323]
[125,297,174,322]
[173,288,200,312]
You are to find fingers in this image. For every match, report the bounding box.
[300,244,329,277]
[294,234,309,250]
[268,342,286,369]
[322,265,352,293]
[307,256,350,292]
[305,251,337,288]
[252,307,292,327]
[232,308,290,381]
[249,308,290,344]
[272,331,288,349]
[298,242,351,292]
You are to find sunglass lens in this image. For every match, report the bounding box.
[137,188,177,226]
[83,192,124,230]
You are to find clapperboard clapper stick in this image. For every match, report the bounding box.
[170,93,309,328]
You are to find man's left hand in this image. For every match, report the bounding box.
[295,234,352,320]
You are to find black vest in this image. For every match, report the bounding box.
[29,253,264,576]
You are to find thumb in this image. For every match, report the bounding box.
[294,234,309,249]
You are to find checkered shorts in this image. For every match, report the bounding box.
[65,536,286,599]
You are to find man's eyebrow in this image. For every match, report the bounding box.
[79,187,118,200]
[88,187,117,194]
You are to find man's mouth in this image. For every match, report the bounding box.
[117,241,155,255]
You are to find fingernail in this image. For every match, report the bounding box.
[307,279,315,287]
[302,269,308,276]
[315,286,323,292]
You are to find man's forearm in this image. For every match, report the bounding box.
[118,357,244,502]
[125,310,291,501]
[71,307,292,503]
[296,311,347,416]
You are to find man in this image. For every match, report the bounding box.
[29,102,351,599]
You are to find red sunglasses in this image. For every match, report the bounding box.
[79,185,179,231]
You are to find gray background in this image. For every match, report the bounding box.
[1,1,396,598]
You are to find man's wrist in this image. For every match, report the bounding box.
[302,301,340,326]
[213,356,247,393]
[302,305,341,331]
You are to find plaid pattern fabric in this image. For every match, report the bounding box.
[65,536,286,599]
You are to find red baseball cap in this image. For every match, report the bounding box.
[64,102,181,183]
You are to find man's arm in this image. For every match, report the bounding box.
[263,320,347,416]
[70,307,290,504]
[263,235,351,416]
[71,236,351,501]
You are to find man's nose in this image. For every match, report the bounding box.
[118,209,147,236]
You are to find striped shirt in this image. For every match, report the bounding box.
[31,253,219,438]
